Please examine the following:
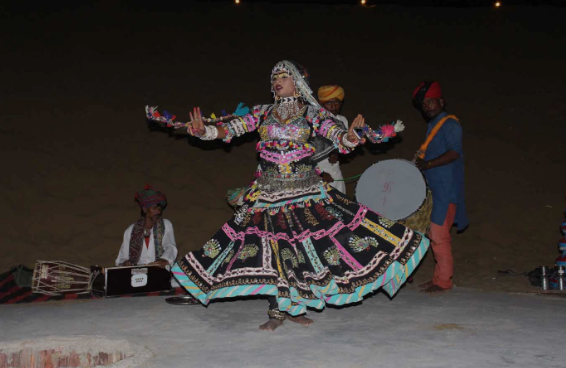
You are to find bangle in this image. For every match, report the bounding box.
[342,133,358,148]
[427,161,433,169]
[199,125,218,141]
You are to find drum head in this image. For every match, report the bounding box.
[355,159,427,221]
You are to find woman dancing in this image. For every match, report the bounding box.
[146,60,430,331]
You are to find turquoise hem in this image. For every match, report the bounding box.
[172,236,429,316]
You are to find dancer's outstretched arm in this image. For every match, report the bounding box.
[188,107,226,140]
[146,104,265,142]
[184,106,266,143]
[317,113,366,154]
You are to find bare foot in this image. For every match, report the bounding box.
[422,284,451,293]
[259,319,283,331]
[418,280,434,289]
[287,315,314,326]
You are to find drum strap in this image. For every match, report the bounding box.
[416,115,459,159]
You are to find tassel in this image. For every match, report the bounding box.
[393,120,405,133]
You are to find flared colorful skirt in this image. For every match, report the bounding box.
[172,189,429,316]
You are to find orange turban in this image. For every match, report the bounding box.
[318,85,345,103]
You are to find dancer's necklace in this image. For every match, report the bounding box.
[275,96,301,122]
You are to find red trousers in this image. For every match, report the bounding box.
[428,203,457,289]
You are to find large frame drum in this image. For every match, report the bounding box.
[356,159,433,233]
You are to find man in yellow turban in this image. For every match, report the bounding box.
[318,85,345,106]
[316,85,348,193]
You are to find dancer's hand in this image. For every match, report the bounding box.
[188,107,206,136]
[346,114,367,144]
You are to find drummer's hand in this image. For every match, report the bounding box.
[188,107,206,136]
[151,259,170,268]
[346,114,367,145]
[321,172,334,183]
[415,158,432,171]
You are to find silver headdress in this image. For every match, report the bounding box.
[270,60,329,116]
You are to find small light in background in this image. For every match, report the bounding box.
[494,1,501,7]
[361,0,366,4]
[235,0,240,4]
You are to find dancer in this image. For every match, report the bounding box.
[146,60,429,331]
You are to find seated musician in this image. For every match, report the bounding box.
[116,185,177,269]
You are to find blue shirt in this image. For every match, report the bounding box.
[423,112,469,231]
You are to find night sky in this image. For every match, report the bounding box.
[1,0,565,14]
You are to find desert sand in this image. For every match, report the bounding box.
[1,1,565,293]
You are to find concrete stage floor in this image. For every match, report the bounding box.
[1,287,565,368]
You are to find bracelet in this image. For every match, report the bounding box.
[342,133,358,148]
[199,125,218,141]
[229,119,244,136]
[267,308,286,321]
[427,161,433,169]
[223,126,234,143]
[239,117,248,132]
[245,115,257,131]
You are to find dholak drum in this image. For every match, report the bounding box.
[355,159,433,233]
[32,261,93,296]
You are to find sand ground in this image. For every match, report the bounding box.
[2,288,566,367]
[1,2,565,293]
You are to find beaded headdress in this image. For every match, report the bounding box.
[270,60,327,115]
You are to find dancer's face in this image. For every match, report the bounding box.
[272,72,296,98]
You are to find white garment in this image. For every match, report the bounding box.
[317,115,348,194]
[115,218,178,267]
[335,114,349,129]
[318,159,346,193]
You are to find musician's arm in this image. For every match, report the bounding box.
[116,225,133,266]
[417,120,462,170]
[426,150,460,169]
[158,220,178,267]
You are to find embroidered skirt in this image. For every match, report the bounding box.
[172,188,429,316]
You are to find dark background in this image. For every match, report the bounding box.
[1,0,565,292]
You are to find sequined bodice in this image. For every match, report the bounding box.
[257,110,311,143]
[254,110,320,198]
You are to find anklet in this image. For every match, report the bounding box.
[267,308,286,321]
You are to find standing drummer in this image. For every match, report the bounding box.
[412,81,468,293]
